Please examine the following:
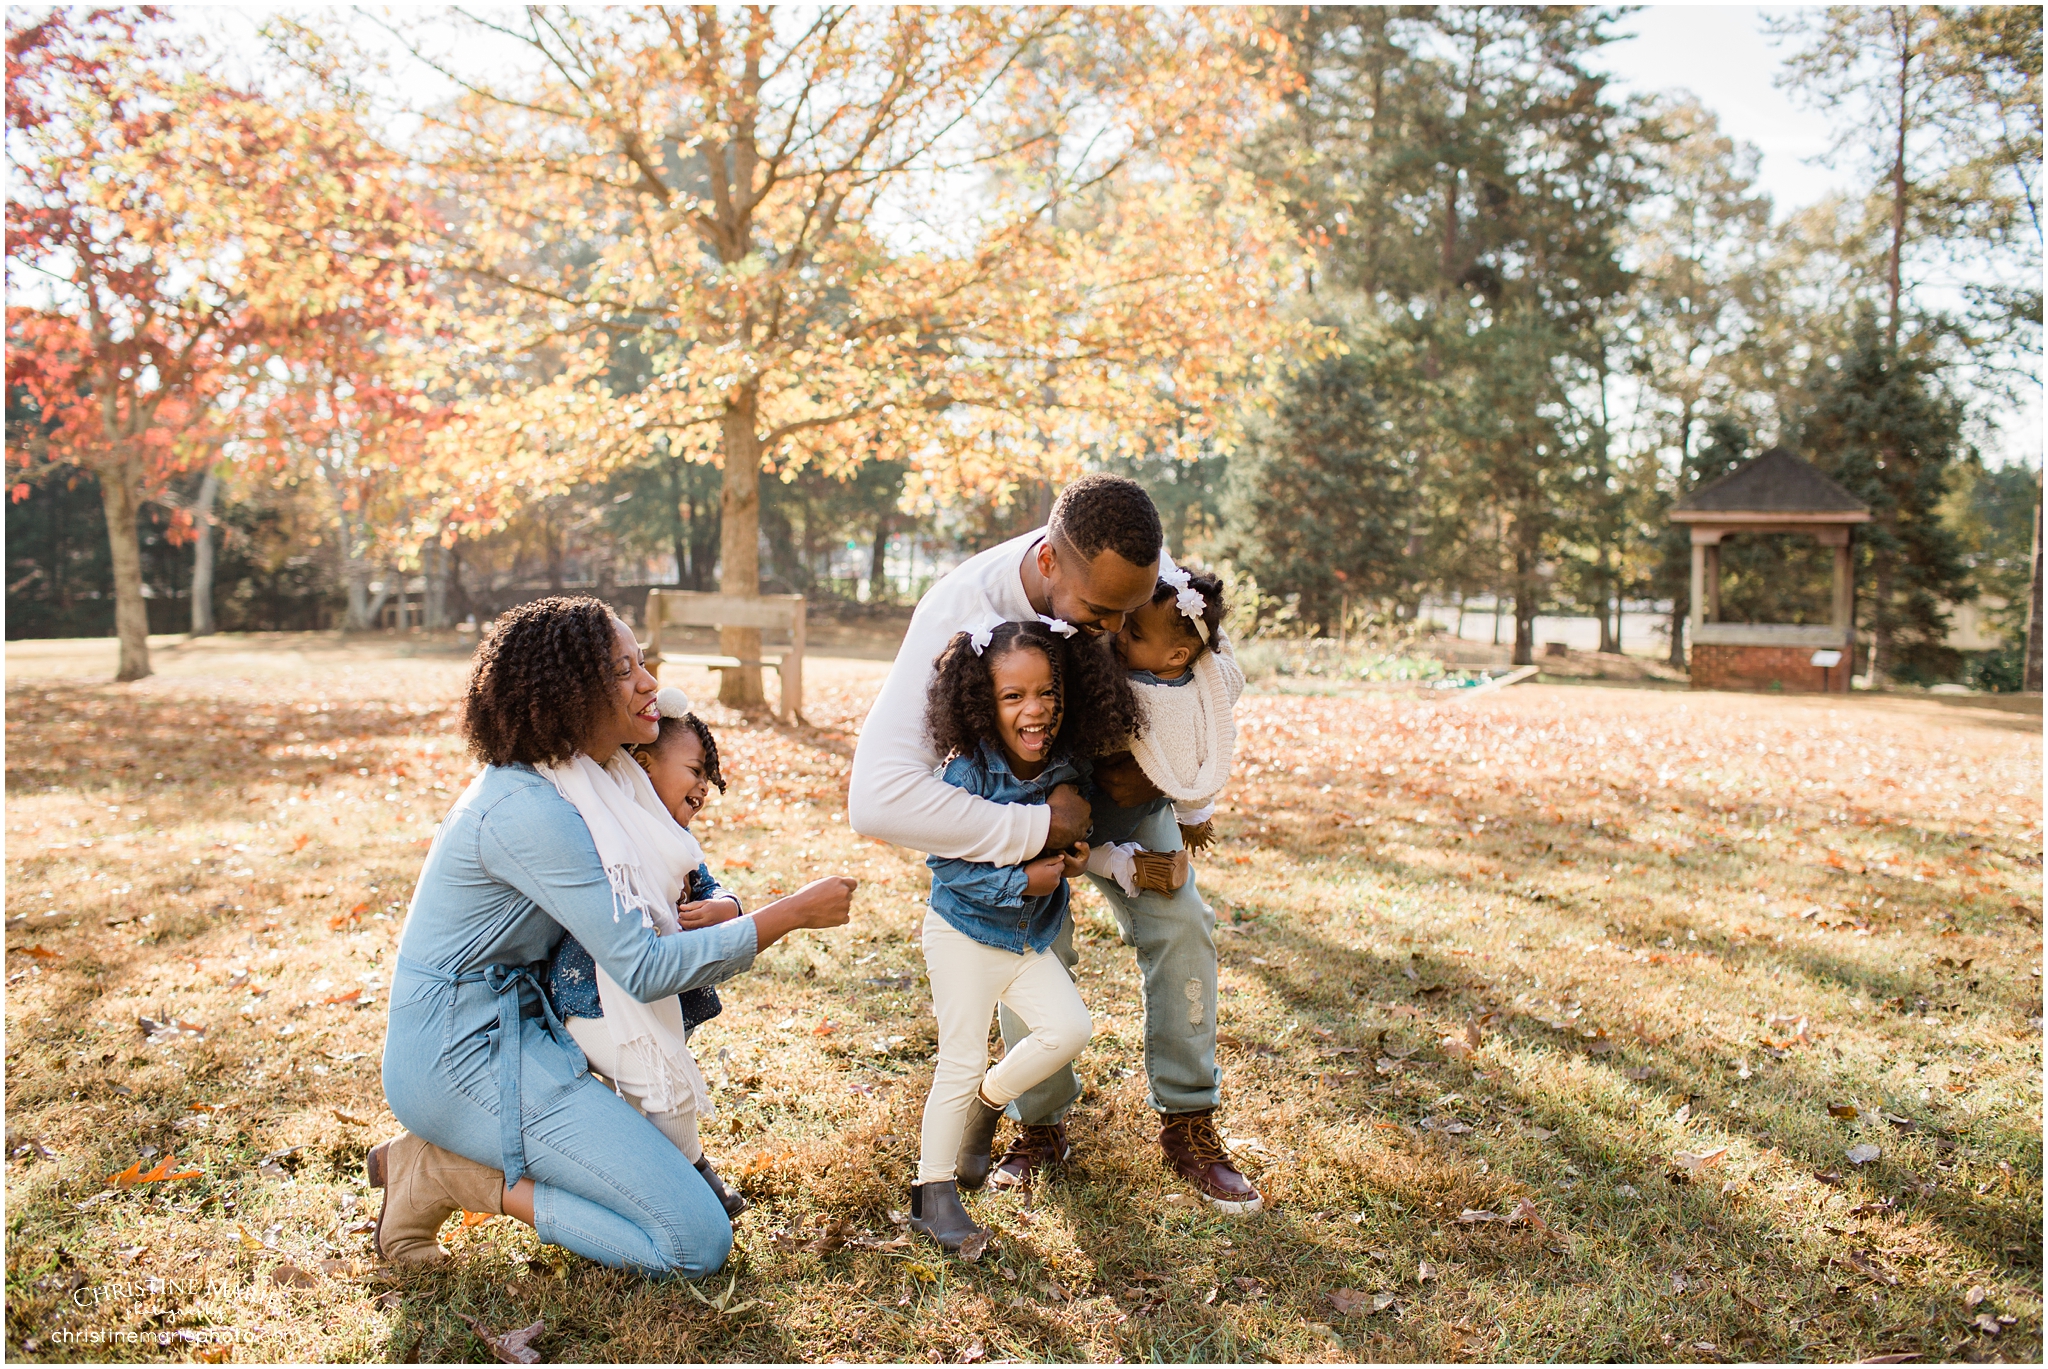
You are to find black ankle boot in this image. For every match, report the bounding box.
[694,1153,750,1219]
[955,1091,1005,1191]
[908,1180,989,1255]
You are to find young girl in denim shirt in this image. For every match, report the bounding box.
[908,616,1140,1252]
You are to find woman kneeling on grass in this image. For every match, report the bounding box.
[371,595,857,1276]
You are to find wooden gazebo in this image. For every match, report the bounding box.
[1669,447,1871,693]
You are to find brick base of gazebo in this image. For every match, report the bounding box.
[1690,643,1850,693]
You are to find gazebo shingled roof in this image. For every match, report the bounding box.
[1673,446,1869,518]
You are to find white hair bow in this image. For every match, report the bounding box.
[654,685,694,718]
[1037,614,1078,639]
[966,610,1006,656]
[1157,548,1210,643]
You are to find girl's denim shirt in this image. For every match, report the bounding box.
[545,862,741,1028]
[926,740,1089,954]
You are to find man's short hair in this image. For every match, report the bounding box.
[1049,473,1161,570]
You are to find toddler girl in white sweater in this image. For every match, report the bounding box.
[1088,559,1243,896]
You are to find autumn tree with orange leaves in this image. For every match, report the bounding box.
[6,9,427,679]
[338,5,1311,705]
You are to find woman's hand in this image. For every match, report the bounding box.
[746,875,859,955]
[675,896,741,930]
[1022,851,1067,897]
[783,875,858,929]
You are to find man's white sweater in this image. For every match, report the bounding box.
[847,528,1051,866]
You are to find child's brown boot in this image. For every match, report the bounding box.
[1131,849,1191,894]
[909,1180,989,1256]
[955,1087,1004,1191]
[694,1153,750,1219]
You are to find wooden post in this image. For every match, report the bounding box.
[784,597,805,724]
[1703,543,1721,622]
[644,590,665,679]
[1832,538,1854,643]
[1689,540,1707,637]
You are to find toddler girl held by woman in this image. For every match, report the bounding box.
[909,617,1140,1252]
[543,688,764,1218]
[1087,558,1242,897]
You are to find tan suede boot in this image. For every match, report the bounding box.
[366,1132,508,1264]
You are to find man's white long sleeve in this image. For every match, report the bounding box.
[847,529,1052,866]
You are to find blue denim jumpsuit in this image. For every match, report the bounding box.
[383,764,757,1275]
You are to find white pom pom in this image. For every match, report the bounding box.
[655,685,694,719]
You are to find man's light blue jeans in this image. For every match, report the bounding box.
[997,797,1220,1123]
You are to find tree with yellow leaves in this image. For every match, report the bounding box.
[350,5,1311,704]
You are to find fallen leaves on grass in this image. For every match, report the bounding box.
[1844,1249,1899,1286]
[683,1274,763,1319]
[1441,1020,1486,1059]
[108,1154,202,1187]
[457,1312,546,1363]
[138,1016,206,1044]
[1670,1146,1728,1179]
[269,1262,319,1289]
[1847,1143,1881,1166]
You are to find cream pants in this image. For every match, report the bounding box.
[566,1014,705,1164]
[917,910,1093,1184]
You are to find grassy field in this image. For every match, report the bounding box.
[4,631,2041,1363]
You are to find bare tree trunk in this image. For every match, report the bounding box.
[545,513,565,592]
[1598,543,1620,654]
[2024,490,2042,691]
[718,384,766,708]
[1869,558,1893,689]
[868,510,891,605]
[424,538,453,630]
[1511,533,1538,667]
[1668,593,1688,670]
[97,454,152,681]
[1884,8,1911,353]
[190,468,220,637]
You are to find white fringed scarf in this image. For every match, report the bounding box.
[538,745,711,1115]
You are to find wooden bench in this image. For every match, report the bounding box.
[642,590,806,722]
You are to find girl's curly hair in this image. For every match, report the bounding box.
[925,620,1142,763]
[463,596,624,766]
[628,714,726,793]
[1155,566,1228,660]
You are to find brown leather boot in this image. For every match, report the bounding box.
[908,1180,989,1257]
[1131,849,1191,894]
[1159,1110,1263,1214]
[987,1122,1073,1190]
[366,1132,507,1264]
[954,1088,1005,1192]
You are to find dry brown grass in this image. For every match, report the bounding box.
[4,632,2041,1363]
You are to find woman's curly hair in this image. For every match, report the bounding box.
[925,620,1142,763]
[629,714,726,793]
[463,596,624,766]
[1155,566,1228,660]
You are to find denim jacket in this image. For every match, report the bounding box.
[927,741,1089,954]
[546,863,741,1029]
